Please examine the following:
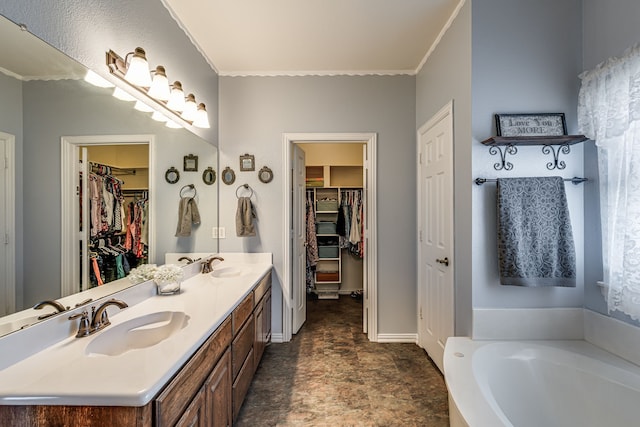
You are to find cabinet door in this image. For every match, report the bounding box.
[205,349,232,427]
[254,300,265,369]
[175,387,207,427]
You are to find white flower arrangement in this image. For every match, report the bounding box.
[153,264,184,283]
[128,263,158,283]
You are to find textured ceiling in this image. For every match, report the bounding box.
[162,0,462,76]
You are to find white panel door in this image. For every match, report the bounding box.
[0,135,14,316]
[417,104,454,373]
[292,144,307,333]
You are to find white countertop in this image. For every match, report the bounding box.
[0,254,272,407]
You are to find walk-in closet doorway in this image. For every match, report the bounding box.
[60,135,154,298]
[282,133,378,343]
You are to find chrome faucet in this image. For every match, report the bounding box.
[201,256,225,273]
[68,298,128,338]
[34,300,69,320]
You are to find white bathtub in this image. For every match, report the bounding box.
[444,337,640,427]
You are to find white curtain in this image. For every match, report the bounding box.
[578,44,640,320]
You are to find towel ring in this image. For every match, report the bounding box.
[236,183,253,199]
[180,184,197,198]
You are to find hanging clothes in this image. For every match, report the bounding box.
[306,190,319,293]
[340,189,364,258]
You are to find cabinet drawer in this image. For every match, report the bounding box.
[253,270,272,307]
[232,292,254,335]
[155,317,231,427]
[232,316,255,380]
[232,347,255,421]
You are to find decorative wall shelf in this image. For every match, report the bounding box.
[481,135,589,171]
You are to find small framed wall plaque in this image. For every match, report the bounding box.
[183,154,198,171]
[495,113,567,137]
[240,153,255,171]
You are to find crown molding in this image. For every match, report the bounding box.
[160,0,220,75]
[415,0,467,75]
[219,69,416,77]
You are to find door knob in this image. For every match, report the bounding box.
[436,257,449,266]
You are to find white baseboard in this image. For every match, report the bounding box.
[376,333,418,343]
[472,308,584,340]
[270,333,285,343]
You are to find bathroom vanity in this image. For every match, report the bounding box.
[0,254,272,427]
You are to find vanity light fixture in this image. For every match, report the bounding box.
[181,94,198,121]
[123,47,152,87]
[193,103,211,129]
[166,81,186,112]
[106,47,211,129]
[148,65,170,101]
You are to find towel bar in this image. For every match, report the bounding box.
[474,177,588,186]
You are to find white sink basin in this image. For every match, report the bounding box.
[86,311,189,357]
[211,266,248,278]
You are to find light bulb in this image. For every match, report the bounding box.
[181,94,197,121]
[148,65,170,101]
[193,103,210,129]
[124,47,152,87]
[166,81,185,112]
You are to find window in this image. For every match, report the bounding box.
[578,45,640,320]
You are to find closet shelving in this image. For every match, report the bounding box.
[313,187,341,299]
[306,164,364,299]
[481,135,589,171]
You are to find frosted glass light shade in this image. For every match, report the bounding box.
[134,100,154,113]
[124,47,152,87]
[166,120,183,129]
[151,111,168,122]
[113,87,136,101]
[167,81,185,112]
[181,94,197,121]
[193,103,210,129]
[148,65,170,101]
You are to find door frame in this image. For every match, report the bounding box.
[0,132,15,315]
[60,134,155,297]
[417,101,455,361]
[282,132,377,342]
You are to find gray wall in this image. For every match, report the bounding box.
[20,78,217,308]
[0,72,24,309]
[582,0,640,326]
[218,75,416,336]
[416,0,473,336]
[471,0,585,311]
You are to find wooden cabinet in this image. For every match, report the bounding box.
[0,269,272,427]
[204,349,232,427]
[155,317,232,426]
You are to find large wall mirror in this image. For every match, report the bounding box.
[0,15,218,337]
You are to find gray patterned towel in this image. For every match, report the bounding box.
[497,177,576,287]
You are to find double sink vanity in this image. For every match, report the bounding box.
[0,253,272,426]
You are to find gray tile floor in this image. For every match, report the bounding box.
[236,295,449,426]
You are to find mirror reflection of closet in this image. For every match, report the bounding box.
[81,144,149,292]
